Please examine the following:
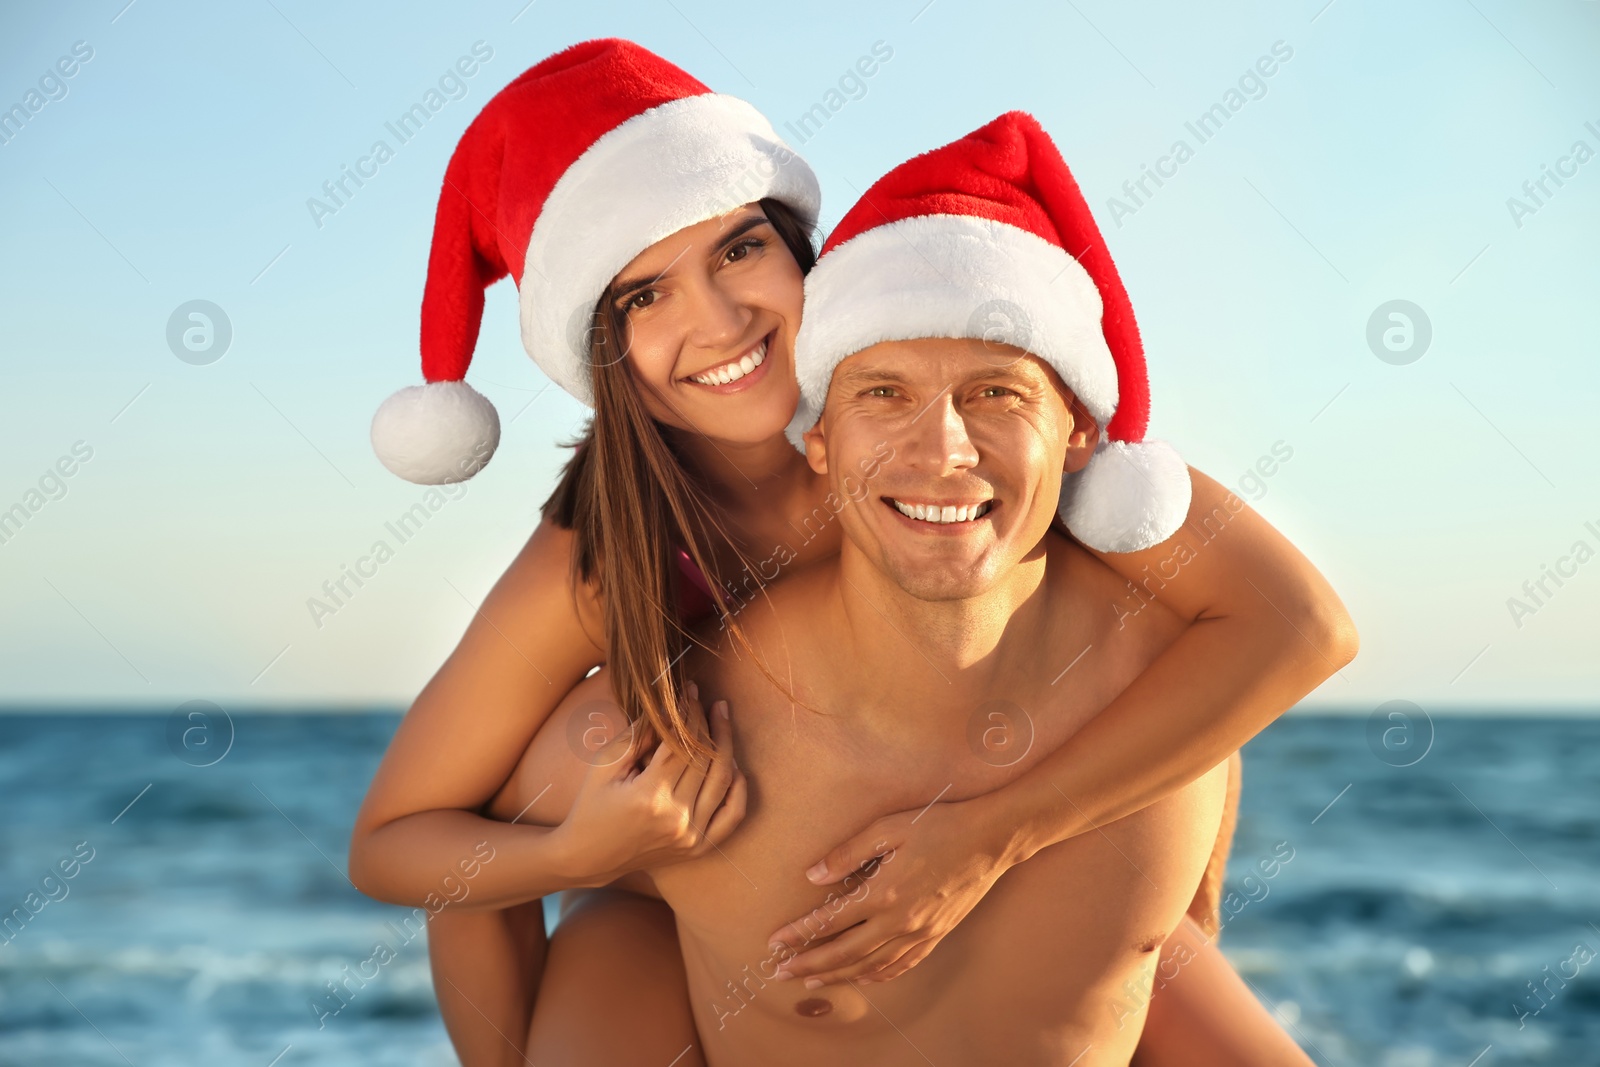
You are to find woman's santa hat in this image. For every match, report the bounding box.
[372,38,821,484]
[785,111,1190,554]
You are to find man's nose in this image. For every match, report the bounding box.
[903,389,979,473]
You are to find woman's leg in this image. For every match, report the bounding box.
[427,903,547,1067]
[426,684,705,1067]
[1184,750,1242,938]
[525,888,705,1066]
[1130,915,1314,1067]
[1133,753,1313,1066]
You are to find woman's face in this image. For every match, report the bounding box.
[607,203,805,445]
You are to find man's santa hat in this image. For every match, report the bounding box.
[372,38,820,484]
[785,111,1190,553]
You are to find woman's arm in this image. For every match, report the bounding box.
[347,517,611,910]
[349,517,746,909]
[349,519,744,1067]
[767,467,1358,985]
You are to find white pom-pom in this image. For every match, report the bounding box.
[1058,439,1191,553]
[371,381,500,484]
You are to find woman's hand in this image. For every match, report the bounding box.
[766,794,1017,988]
[554,682,748,887]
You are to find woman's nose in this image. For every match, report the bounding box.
[685,275,754,350]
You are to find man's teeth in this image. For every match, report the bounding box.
[890,499,992,524]
[690,342,766,386]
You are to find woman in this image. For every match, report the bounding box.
[350,39,1353,1065]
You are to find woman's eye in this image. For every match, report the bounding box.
[625,290,656,312]
[726,237,764,263]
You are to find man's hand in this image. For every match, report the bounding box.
[766,796,1015,987]
[553,683,747,886]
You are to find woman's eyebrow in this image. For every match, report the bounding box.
[711,214,772,252]
[609,215,772,303]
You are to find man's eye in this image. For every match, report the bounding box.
[979,386,1015,398]
[867,386,897,397]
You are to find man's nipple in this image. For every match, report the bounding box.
[794,997,833,1018]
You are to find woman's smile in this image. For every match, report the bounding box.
[682,332,775,393]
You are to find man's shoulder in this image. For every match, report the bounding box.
[686,558,833,696]
[1040,530,1184,643]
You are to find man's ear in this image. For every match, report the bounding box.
[801,414,830,475]
[1061,394,1100,474]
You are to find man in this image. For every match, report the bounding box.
[494,112,1309,1064]
[499,333,1226,1064]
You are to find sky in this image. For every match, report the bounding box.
[0,0,1595,712]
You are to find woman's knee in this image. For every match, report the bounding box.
[482,670,622,823]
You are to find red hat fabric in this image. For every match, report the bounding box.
[372,38,820,484]
[786,111,1189,553]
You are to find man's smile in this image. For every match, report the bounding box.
[883,496,995,527]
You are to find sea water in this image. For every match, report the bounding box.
[0,712,1595,1066]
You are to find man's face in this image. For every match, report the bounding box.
[803,338,1099,602]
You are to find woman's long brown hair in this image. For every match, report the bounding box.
[541,198,817,764]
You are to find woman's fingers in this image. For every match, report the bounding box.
[690,700,738,836]
[858,937,934,983]
[605,681,748,860]
[702,768,748,847]
[638,684,703,791]
[669,687,715,806]
[600,719,650,780]
[773,921,898,985]
[807,933,925,990]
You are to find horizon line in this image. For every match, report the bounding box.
[1,703,1598,717]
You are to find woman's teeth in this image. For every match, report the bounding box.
[891,500,992,524]
[690,342,766,386]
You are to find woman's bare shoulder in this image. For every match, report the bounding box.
[488,516,606,653]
